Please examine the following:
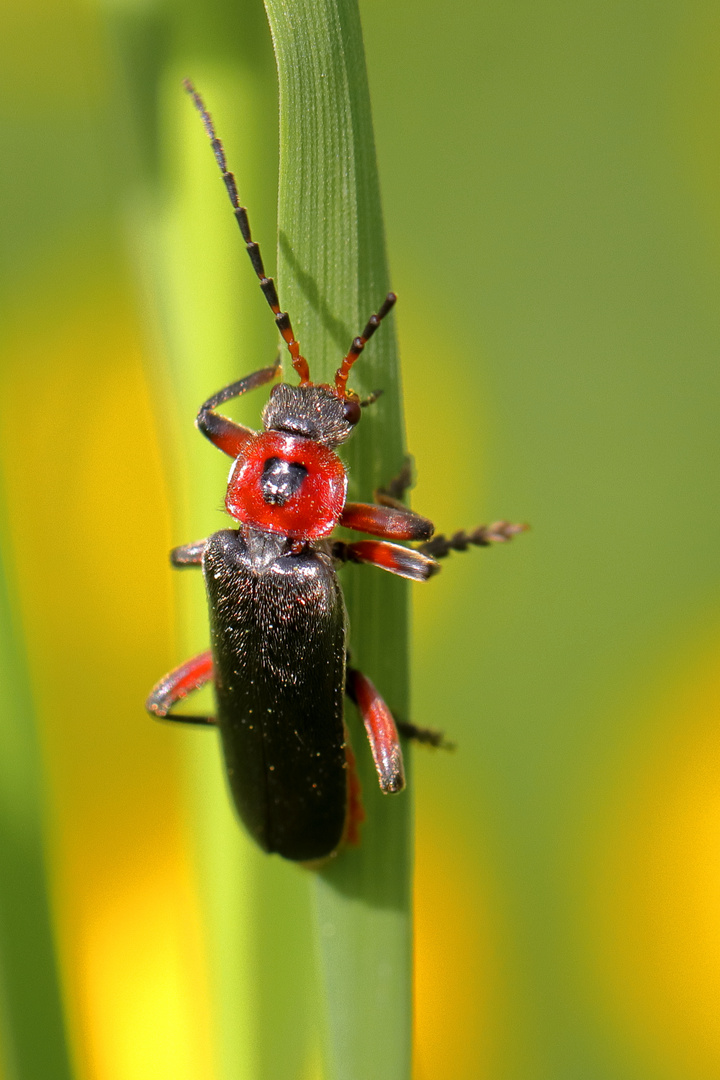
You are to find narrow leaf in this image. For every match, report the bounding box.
[264,2,413,1077]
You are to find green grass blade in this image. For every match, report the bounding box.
[263,2,413,1077]
[0,531,74,1080]
[116,6,322,1075]
[153,65,321,1078]
[144,64,318,1080]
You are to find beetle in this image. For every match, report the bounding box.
[146,81,526,862]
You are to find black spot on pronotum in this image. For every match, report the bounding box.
[260,457,308,506]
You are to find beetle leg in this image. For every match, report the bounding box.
[396,720,454,750]
[170,538,208,567]
[373,456,415,508]
[359,388,383,409]
[146,650,215,725]
[340,502,434,541]
[333,539,439,582]
[418,521,528,559]
[346,668,405,794]
[343,648,451,751]
[197,363,279,456]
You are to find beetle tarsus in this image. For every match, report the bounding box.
[396,720,455,751]
[418,521,528,559]
[374,457,415,505]
[359,388,383,408]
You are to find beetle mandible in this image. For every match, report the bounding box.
[146,81,526,863]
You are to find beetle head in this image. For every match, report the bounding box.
[264,292,396,446]
[262,383,360,448]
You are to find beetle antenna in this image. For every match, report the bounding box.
[183,79,311,384]
[335,293,396,396]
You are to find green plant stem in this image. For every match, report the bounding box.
[263,2,413,1078]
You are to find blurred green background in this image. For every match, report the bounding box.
[2,0,720,1078]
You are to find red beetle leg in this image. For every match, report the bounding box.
[346,668,405,794]
[340,502,434,541]
[146,650,215,725]
[334,539,439,582]
[196,363,279,457]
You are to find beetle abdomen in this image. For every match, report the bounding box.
[203,529,348,861]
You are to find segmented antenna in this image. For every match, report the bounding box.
[335,293,397,396]
[183,79,310,384]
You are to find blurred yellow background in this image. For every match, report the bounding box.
[1,1,720,1078]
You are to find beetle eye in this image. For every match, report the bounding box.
[343,398,362,426]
